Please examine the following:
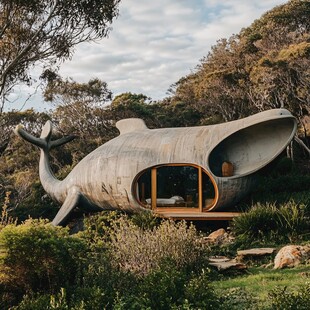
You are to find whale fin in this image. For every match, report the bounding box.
[116,118,148,135]
[52,187,81,226]
[14,121,76,151]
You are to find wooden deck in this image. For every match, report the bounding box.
[155,211,241,221]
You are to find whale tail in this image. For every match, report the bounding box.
[14,120,76,151]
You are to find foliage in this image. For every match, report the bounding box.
[111,92,151,107]
[267,282,310,310]
[0,0,120,111]
[183,269,221,309]
[43,75,112,106]
[219,287,257,310]
[0,109,50,159]
[79,210,125,246]
[107,215,206,276]
[0,219,87,306]
[129,210,161,230]
[0,191,17,229]
[0,206,309,309]
[9,181,59,222]
[232,201,310,247]
[113,264,220,310]
[44,76,117,160]
[213,265,310,308]
[169,0,310,122]
[2,213,218,310]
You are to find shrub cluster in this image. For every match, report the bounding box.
[108,216,204,276]
[267,282,310,310]
[232,201,310,246]
[1,199,309,308]
[0,219,87,308]
[0,213,219,309]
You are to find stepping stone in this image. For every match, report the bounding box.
[209,256,247,271]
[237,248,276,257]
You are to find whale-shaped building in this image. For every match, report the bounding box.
[15,108,297,225]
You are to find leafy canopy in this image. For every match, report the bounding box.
[0,0,121,111]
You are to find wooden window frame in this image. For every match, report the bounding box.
[146,164,217,213]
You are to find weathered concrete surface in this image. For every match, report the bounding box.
[14,109,297,225]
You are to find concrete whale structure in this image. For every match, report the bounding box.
[15,108,297,225]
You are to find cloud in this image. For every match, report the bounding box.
[9,0,287,110]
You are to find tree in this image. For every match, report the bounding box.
[0,108,50,155]
[111,92,151,107]
[0,0,121,112]
[43,75,117,160]
[169,0,310,123]
[0,110,52,213]
[43,72,113,107]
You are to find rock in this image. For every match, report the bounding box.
[203,228,234,246]
[209,256,231,263]
[237,248,276,257]
[207,228,226,240]
[274,245,310,269]
[209,256,247,271]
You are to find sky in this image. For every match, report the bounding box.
[8,0,287,111]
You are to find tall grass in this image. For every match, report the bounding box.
[232,201,310,247]
[108,216,206,276]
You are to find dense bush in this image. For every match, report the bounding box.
[0,213,220,309]
[267,282,310,310]
[232,201,310,246]
[112,263,220,310]
[219,287,258,310]
[248,169,310,207]
[107,215,207,276]
[0,219,87,307]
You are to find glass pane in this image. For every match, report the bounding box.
[156,166,199,208]
[202,171,215,209]
[137,168,151,206]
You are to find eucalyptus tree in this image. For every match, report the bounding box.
[43,74,116,160]
[0,0,120,112]
[170,0,310,123]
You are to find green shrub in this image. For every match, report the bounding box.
[80,258,138,308]
[80,211,124,247]
[183,269,220,309]
[219,287,257,310]
[11,294,51,310]
[108,216,206,276]
[111,264,220,310]
[133,260,188,309]
[0,191,17,230]
[12,288,69,310]
[129,210,161,230]
[267,282,310,310]
[276,201,309,242]
[0,219,87,306]
[232,201,310,246]
[249,173,310,205]
[232,203,279,245]
[10,181,59,223]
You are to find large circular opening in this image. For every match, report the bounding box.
[208,118,296,177]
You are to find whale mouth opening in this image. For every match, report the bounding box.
[208,117,297,177]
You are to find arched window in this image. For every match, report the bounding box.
[134,164,217,212]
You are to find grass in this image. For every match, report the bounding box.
[213,265,310,302]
